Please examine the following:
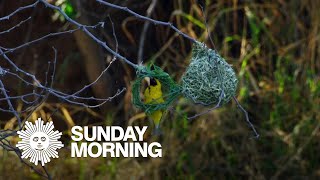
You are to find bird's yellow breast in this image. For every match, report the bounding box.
[144,79,164,104]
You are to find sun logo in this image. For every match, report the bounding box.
[16,118,64,166]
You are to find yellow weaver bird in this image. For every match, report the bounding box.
[144,77,164,135]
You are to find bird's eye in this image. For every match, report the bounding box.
[150,78,157,86]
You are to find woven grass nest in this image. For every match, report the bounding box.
[181,42,238,105]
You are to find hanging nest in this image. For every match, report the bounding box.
[132,65,181,114]
[181,42,238,105]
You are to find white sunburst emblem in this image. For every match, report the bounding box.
[16,118,64,166]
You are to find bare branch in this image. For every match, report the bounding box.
[0,16,32,35]
[0,79,22,127]
[0,1,39,21]
[96,0,197,43]
[38,0,139,69]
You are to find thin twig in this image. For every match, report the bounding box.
[0,17,32,35]
[0,1,39,21]
[138,0,158,63]
[199,4,216,49]
[233,96,259,138]
[39,0,139,69]
[188,90,224,121]
[96,0,197,43]
[0,79,22,128]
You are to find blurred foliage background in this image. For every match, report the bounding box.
[0,0,319,179]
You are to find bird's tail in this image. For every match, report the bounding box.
[152,124,162,136]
